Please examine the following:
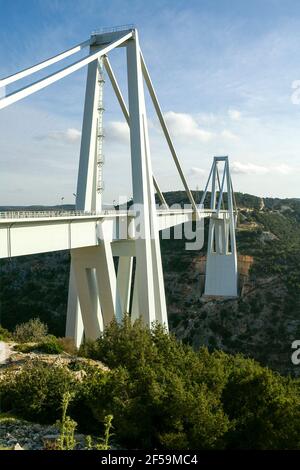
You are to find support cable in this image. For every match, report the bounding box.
[0,31,133,110]
[0,39,91,88]
[103,55,168,208]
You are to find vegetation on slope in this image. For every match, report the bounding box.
[1,318,300,450]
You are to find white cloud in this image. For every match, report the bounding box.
[196,113,217,124]
[189,167,205,177]
[221,129,239,140]
[105,121,129,144]
[164,111,214,142]
[36,128,81,144]
[64,128,81,142]
[231,161,269,175]
[231,161,300,176]
[228,109,241,121]
[274,164,293,175]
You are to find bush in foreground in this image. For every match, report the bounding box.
[80,317,300,449]
[0,361,77,422]
[0,326,12,342]
[1,317,300,449]
[14,336,76,356]
[221,354,300,449]
[37,336,64,355]
[80,318,231,448]
[13,318,48,343]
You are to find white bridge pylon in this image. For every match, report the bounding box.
[0,26,238,346]
[200,156,238,297]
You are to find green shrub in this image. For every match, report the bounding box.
[81,317,300,450]
[0,360,76,423]
[13,342,37,353]
[0,326,12,342]
[13,318,48,343]
[221,354,300,449]
[53,392,113,451]
[85,415,114,450]
[13,336,75,356]
[37,335,64,354]
[55,392,77,450]
[80,317,231,449]
[2,318,300,450]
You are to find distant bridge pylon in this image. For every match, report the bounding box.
[0,26,238,346]
[200,156,238,297]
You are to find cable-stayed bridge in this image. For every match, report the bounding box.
[0,26,238,346]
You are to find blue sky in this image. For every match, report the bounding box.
[1,0,300,204]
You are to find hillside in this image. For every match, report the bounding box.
[162,191,300,376]
[1,192,300,376]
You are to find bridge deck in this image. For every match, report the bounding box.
[0,209,227,259]
[0,208,223,222]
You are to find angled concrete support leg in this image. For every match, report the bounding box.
[94,241,123,325]
[66,47,102,343]
[143,93,168,329]
[71,250,103,341]
[68,242,122,340]
[150,236,168,329]
[66,263,84,347]
[127,30,167,328]
[127,33,156,326]
[117,256,133,315]
[131,261,139,322]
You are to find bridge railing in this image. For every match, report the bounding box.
[0,210,105,219]
[92,24,135,35]
[0,207,206,220]
[0,209,137,219]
